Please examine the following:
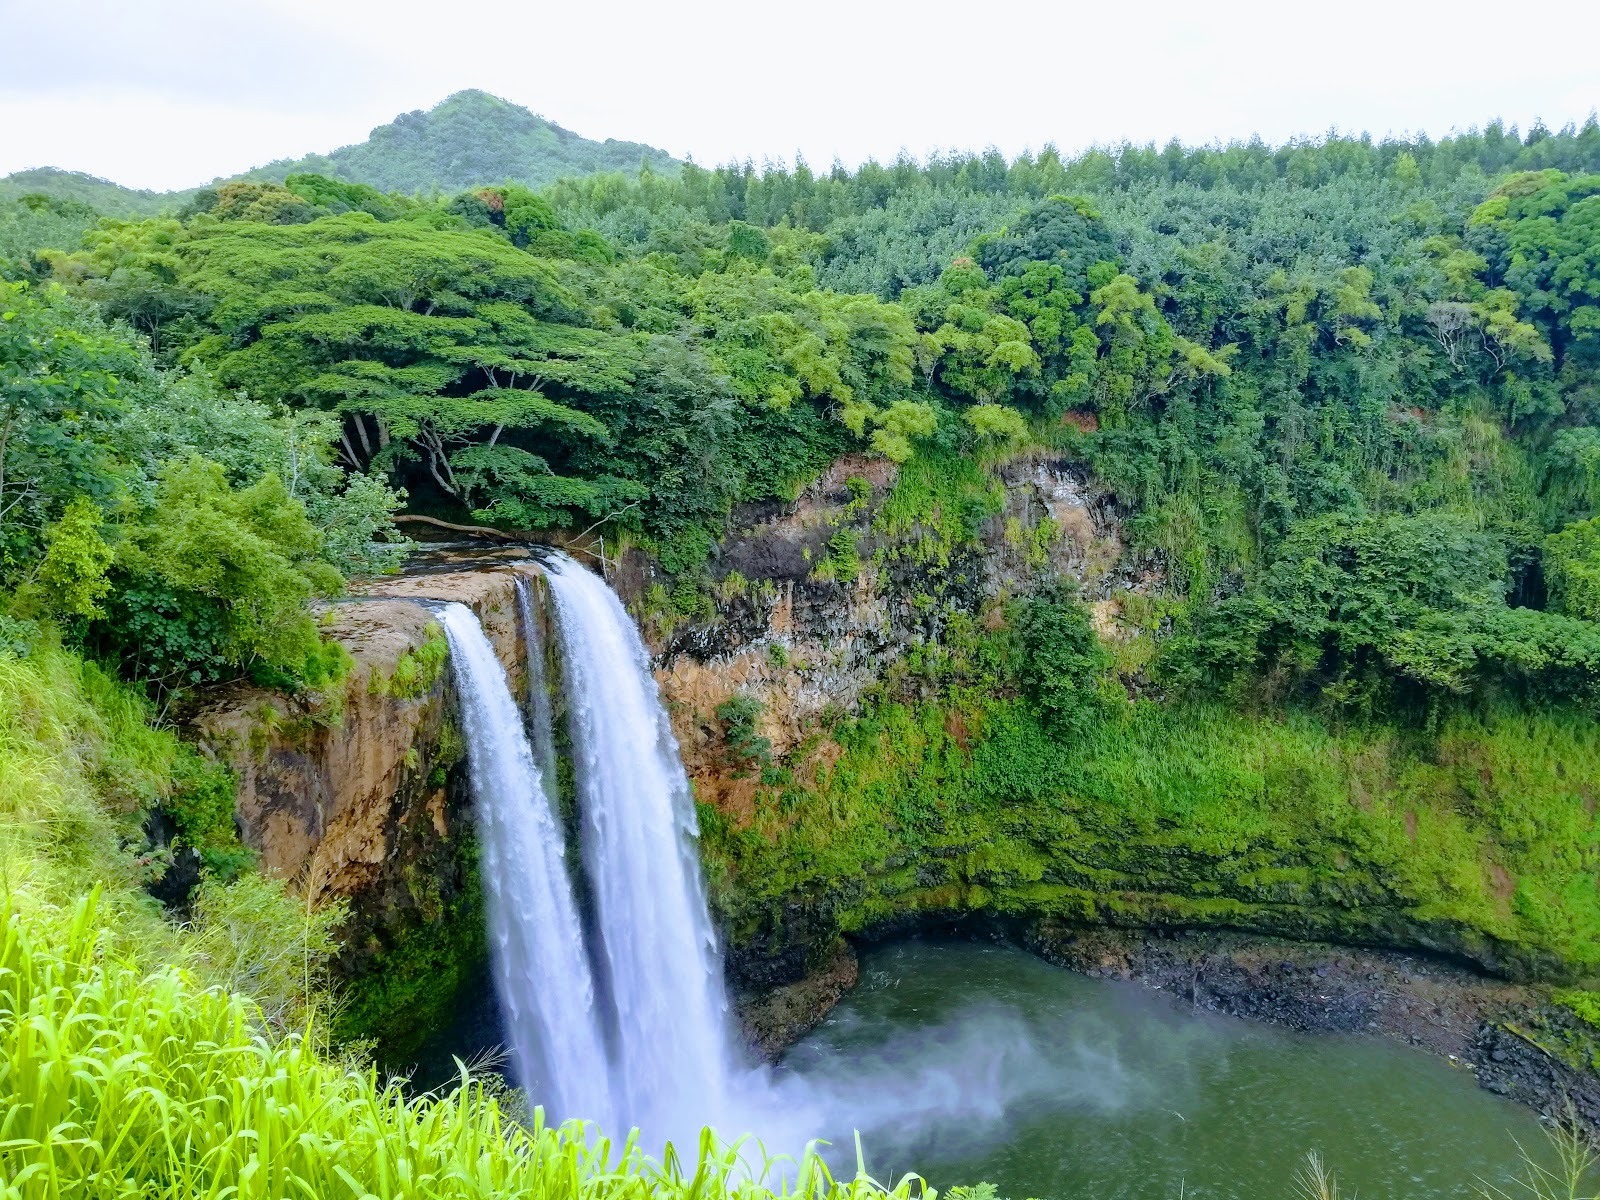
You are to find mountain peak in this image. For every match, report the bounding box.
[1,93,680,216]
[248,92,680,194]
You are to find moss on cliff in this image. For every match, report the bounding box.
[369,623,449,700]
[682,452,1600,986]
[332,821,486,1057]
[330,705,483,1060]
[701,687,1600,982]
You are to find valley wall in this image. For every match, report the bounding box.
[191,457,1600,1110]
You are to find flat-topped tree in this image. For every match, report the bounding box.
[177,213,639,528]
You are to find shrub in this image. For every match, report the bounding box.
[98,458,350,692]
[717,694,773,774]
[1546,517,1600,621]
[164,748,248,876]
[36,497,113,621]
[1017,583,1112,738]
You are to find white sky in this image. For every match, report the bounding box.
[2,0,1597,192]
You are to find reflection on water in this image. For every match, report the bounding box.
[781,941,1547,1200]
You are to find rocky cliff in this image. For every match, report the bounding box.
[617,450,1143,998]
[630,452,1130,824]
[192,554,544,1052]
[614,451,1595,1007]
[197,453,1597,1069]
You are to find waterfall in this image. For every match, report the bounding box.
[514,577,560,803]
[448,565,1032,1159]
[543,553,738,1142]
[434,602,614,1130]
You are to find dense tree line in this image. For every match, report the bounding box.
[3,118,1599,725]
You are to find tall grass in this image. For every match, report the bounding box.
[0,639,178,950]
[1293,1152,1344,1200]
[0,893,932,1200]
[0,639,342,1030]
[1478,1119,1600,1200]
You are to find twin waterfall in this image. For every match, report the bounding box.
[433,601,614,1128]
[438,554,742,1145]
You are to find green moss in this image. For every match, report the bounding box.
[702,684,1600,981]
[874,450,1005,568]
[369,624,448,700]
[427,717,465,791]
[332,827,485,1059]
[1512,994,1600,1074]
[1555,989,1600,1030]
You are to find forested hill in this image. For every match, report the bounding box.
[0,167,182,218]
[241,90,681,194]
[5,114,1600,728]
[0,90,680,216]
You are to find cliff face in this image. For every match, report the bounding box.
[201,454,1593,1061]
[610,453,1141,993]
[196,455,1130,1055]
[192,559,544,1054]
[617,454,1592,1003]
[628,453,1129,823]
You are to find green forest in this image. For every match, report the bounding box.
[9,118,1600,719]
[4,105,1600,1196]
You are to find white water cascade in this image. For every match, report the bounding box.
[514,577,560,802]
[447,565,1101,1161]
[542,553,740,1143]
[434,601,614,1130]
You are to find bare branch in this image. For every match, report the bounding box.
[394,514,518,540]
[575,499,642,542]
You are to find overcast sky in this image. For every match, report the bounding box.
[3,0,1597,192]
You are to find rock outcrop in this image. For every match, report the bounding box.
[192,556,545,1054]
[626,453,1129,825]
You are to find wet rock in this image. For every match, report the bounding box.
[1020,921,1600,1128]
[735,939,860,1061]
[194,566,537,891]
[190,563,544,1053]
[1473,1018,1600,1127]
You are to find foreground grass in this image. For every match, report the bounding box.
[0,640,927,1198]
[0,893,931,1200]
[0,639,338,1028]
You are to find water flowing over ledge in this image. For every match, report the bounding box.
[436,600,613,1129]
[542,554,742,1142]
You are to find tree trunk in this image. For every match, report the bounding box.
[337,427,363,470]
[394,514,519,540]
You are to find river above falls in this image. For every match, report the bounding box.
[782,940,1546,1200]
